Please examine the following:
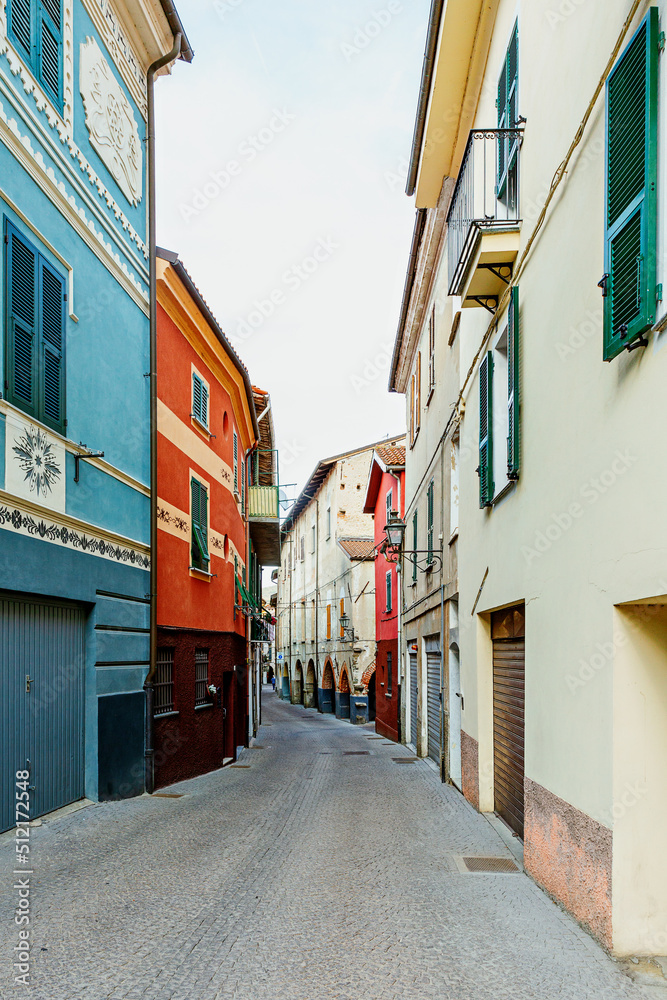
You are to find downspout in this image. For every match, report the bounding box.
[144,31,182,797]
[387,467,403,742]
[405,0,445,197]
[315,497,319,710]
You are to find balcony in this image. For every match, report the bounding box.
[248,485,280,566]
[447,129,523,310]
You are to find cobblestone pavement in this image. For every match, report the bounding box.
[0,688,658,1000]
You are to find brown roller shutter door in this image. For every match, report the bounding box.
[492,606,525,838]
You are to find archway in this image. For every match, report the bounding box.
[281,662,290,700]
[304,659,317,709]
[337,663,351,720]
[293,661,303,705]
[320,659,335,713]
[368,670,376,722]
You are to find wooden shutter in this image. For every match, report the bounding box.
[9,0,32,57]
[326,604,331,640]
[39,9,60,101]
[497,21,518,195]
[415,352,421,432]
[39,258,65,431]
[339,597,344,637]
[191,479,209,568]
[192,373,202,423]
[6,226,38,417]
[603,9,658,360]
[507,286,520,479]
[412,510,418,582]
[478,351,494,507]
[233,430,238,492]
[201,382,208,427]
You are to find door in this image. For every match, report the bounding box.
[1,595,85,833]
[492,605,525,838]
[448,643,462,789]
[426,637,441,765]
[222,672,235,760]
[409,649,418,749]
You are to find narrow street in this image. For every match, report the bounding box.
[0,689,653,1000]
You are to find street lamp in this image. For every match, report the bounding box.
[339,611,355,642]
[383,510,442,573]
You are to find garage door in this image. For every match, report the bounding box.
[1,596,85,833]
[426,637,442,765]
[409,649,418,749]
[492,606,525,838]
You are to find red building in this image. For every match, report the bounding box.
[364,441,405,742]
[153,248,279,788]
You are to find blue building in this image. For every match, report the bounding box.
[0,0,191,831]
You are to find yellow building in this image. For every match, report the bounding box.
[391,0,667,956]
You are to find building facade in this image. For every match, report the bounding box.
[363,441,405,743]
[154,249,279,788]
[393,0,667,957]
[277,439,396,722]
[0,0,190,831]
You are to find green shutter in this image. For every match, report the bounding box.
[6,225,38,416]
[233,430,238,492]
[9,0,32,57]
[386,570,392,612]
[497,21,519,196]
[39,258,65,431]
[427,480,434,563]
[478,351,494,507]
[201,382,208,427]
[191,478,209,569]
[412,510,418,582]
[192,373,202,423]
[507,286,520,479]
[603,8,658,360]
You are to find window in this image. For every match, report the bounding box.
[311,523,316,553]
[387,651,392,695]
[191,477,210,570]
[326,603,331,640]
[603,9,658,359]
[195,649,209,707]
[191,371,209,429]
[428,308,436,393]
[450,437,460,537]
[4,221,65,433]
[386,488,393,523]
[154,648,174,715]
[8,0,62,106]
[300,536,305,562]
[412,510,418,583]
[385,570,392,613]
[497,21,519,199]
[326,506,331,539]
[240,457,245,511]
[426,480,434,565]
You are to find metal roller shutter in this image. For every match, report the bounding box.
[409,650,418,749]
[426,640,441,765]
[493,636,525,838]
[1,596,85,833]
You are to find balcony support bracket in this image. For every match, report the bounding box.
[469,295,498,315]
[477,262,513,285]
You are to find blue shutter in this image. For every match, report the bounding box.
[478,352,494,507]
[8,0,32,57]
[39,258,65,431]
[201,382,208,428]
[37,0,61,103]
[6,225,38,417]
[603,9,659,360]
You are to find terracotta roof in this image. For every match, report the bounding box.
[337,538,375,561]
[376,443,406,467]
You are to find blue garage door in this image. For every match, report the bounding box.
[1,596,85,833]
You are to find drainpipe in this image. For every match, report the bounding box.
[144,31,182,797]
[387,467,403,742]
[315,497,319,710]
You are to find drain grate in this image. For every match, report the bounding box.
[392,757,416,763]
[230,764,251,769]
[461,856,520,873]
[343,751,370,756]
[366,736,384,740]
[151,793,183,798]
[248,745,265,749]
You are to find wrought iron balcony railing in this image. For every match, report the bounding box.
[248,485,279,519]
[447,129,523,296]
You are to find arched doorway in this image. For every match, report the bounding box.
[337,664,351,719]
[305,660,317,709]
[368,670,376,721]
[281,662,290,700]
[320,660,335,713]
[293,661,303,705]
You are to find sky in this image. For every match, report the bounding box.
[154,0,430,504]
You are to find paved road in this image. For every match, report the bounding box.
[0,688,657,999]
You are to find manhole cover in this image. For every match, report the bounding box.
[343,751,370,756]
[461,856,520,873]
[151,793,183,798]
[392,757,416,763]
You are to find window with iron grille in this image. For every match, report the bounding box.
[155,648,174,715]
[195,649,209,706]
[387,651,392,695]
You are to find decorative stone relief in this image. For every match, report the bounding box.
[79,37,142,206]
[5,412,66,513]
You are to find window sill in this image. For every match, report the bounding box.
[425,386,435,406]
[449,529,459,546]
[191,415,211,439]
[195,702,213,711]
[189,566,213,582]
[491,480,517,506]
[385,692,393,699]
[154,710,179,719]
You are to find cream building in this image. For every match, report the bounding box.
[391,0,667,958]
[277,439,400,722]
